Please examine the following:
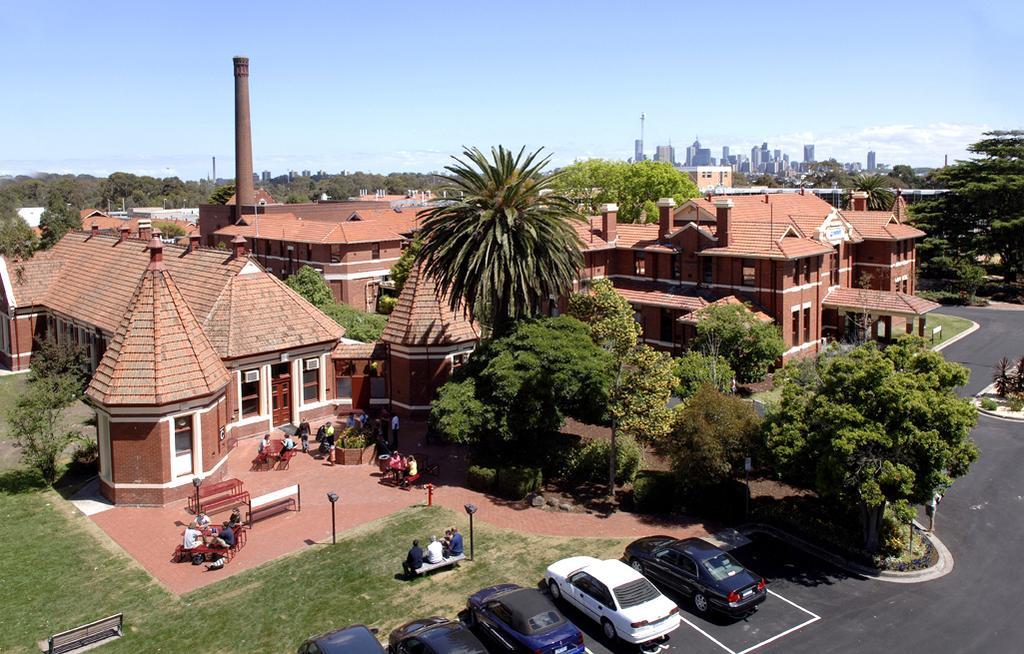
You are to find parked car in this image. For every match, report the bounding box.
[624,536,767,617]
[298,624,385,654]
[544,556,681,644]
[388,616,488,654]
[465,583,586,654]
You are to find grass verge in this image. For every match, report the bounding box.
[926,312,974,348]
[0,467,627,653]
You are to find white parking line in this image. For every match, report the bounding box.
[675,589,821,654]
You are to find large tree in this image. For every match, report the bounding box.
[552,159,700,224]
[429,316,613,460]
[417,146,584,334]
[550,159,628,216]
[911,130,1024,281]
[851,174,895,210]
[38,195,81,249]
[764,338,978,552]
[694,303,784,383]
[0,198,36,259]
[285,265,385,342]
[569,279,675,491]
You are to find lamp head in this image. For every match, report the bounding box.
[327,492,339,504]
[464,503,478,516]
[192,477,202,488]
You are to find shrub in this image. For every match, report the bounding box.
[980,397,999,411]
[495,466,542,499]
[563,435,644,485]
[466,465,496,493]
[1009,397,1024,413]
[631,472,677,514]
[674,351,733,399]
[378,295,397,315]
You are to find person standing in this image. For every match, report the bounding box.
[926,493,943,532]
[323,422,336,466]
[391,413,400,450]
[297,421,311,453]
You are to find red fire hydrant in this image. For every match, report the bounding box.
[425,483,435,507]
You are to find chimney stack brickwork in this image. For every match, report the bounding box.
[851,191,868,211]
[233,56,255,210]
[600,203,618,243]
[657,198,676,240]
[714,197,734,247]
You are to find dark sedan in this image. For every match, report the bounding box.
[298,624,385,654]
[625,536,767,618]
[466,583,586,654]
[388,616,488,654]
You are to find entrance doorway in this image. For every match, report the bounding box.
[271,362,291,426]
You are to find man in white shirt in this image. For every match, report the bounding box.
[391,414,400,449]
[183,526,203,550]
[426,535,444,564]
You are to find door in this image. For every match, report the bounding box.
[568,573,603,621]
[172,415,194,478]
[675,554,701,597]
[271,363,291,426]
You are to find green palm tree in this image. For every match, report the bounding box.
[851,174,895,210]
[417,146,584,334]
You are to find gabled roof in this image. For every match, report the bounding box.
[679,295,774,325]
[86,242,230,406]
[381,264,480,347]
[822,287,939,316]
[215,210,416,245]
[611,279,709,311]
[332,341,387,360]
[700,220,834,260]
[203,267,344,359]
[841,210,924,241]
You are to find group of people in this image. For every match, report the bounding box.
[255,411,401,468]
[402,527,465,577]
[182,508,244,570]
[385,451,418,486]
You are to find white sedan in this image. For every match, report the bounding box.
[544,556,681,645]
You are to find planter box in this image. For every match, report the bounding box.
[334,444,376,465]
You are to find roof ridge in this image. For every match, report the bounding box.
[160,267,229,398]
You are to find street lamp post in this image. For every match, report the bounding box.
[192,477,202,515]
[327,492,339,544]
[464,503,478,561]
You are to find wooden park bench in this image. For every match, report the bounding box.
[189,478,244,514]
[38,613,123,654]
[246,484,301,526]
[408,553,465,577]
[201,489,250,517]
[276,447,298,470]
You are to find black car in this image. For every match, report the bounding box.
[388,617,488,654]
[624,536,767,618]
[298,624,385,654]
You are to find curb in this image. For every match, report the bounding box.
[739,521,953,584]
[932,319,980,352]
[973,379,1024,422]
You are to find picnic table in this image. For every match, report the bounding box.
[190,478,248,515]
[252,440,297,471]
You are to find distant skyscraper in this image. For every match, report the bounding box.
[654,144,676,165]
[261,170,271,182]
[751,146,762,171]
[722,146,730,162]
[804,144,815,163]
[634,139,646,162]
[773,149,781,162]
[867,151,877,171]
[694,148,712,166]
[301,169,311,177]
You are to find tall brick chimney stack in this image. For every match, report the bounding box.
[713,197,734,247]
[600,203,618,243]
[657,198,676,240]
[851,190,868,211]
[233,56,255,210]
[231,234,247,259]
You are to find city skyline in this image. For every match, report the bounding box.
[1,1,1020,179]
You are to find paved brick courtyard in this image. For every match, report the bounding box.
[87,422,713,595]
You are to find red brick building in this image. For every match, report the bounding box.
[0,230,344,505]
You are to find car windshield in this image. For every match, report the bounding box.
[701,553,745,581]
[612,577,661,608]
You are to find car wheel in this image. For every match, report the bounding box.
[548,578,562,600]
[693,592,709,613]
[629,558,645,575]
[601,619,617,642]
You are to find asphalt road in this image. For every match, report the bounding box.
[494,306,1024,654]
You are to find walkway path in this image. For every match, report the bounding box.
[86,423,711,595]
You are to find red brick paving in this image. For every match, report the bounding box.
[89,422,712,595]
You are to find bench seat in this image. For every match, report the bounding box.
[410,553,465,576]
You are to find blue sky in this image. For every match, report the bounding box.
[1,0,1021,179]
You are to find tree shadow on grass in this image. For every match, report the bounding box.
[0,467,47,495]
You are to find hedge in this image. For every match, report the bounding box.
[466,465,496,493]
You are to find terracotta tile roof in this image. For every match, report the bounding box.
[4,256,66,307]
[203,270,344,360]
[841,210,924,240]
[614,223,683,251]
[691,193,835,222]
[611,279,709,311]
[573,217,612,250]
[892,194,909,221]
[214,211,413,245]
[331,341,387,360]
[381,264,480,347]
[679,295,774,325]
[86,244,230,406]
[80,208,109,220]
[822,287,940,315]
[701,220,834,260]
[9,232,247,333]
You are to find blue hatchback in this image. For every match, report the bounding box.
[466,584,585,654]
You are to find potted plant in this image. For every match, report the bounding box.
[335,427,376,465]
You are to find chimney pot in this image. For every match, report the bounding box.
[148,236,164,266]
[231,234,247,258]
[599,203,618,243]
[188,233,201,252]
[656,198,677,240]
[119,225,131,242]
[90,223,99,236]
[138,218,152,241]
[713,197,734,247]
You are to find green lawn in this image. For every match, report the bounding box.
[925,312,975,348]
[0,468,626,654]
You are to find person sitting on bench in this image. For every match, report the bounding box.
[400,455,418,487]
[212,522,235,549]
[280,434,296,458]
[448,527,464,557]
[387,451,404,481]
[403,539,423,578]
[227,508,243,529]
[195,513,211,529]
[183,525,203,550]
[426,535,444,564]
[258,434,271,454]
